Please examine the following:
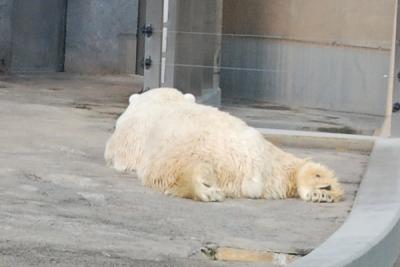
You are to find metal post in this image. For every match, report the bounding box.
[143,0,163,90]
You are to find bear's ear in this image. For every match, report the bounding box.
[129,94,139,104]
[184,93,196,103]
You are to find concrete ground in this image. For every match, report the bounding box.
[392,112,400,137]
[0,74,369,266]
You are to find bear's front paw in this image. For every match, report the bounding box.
[197,186,225,202]
[305,189,334,203]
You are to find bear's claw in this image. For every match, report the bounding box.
[197,186,225,202]
[308,189,334,203]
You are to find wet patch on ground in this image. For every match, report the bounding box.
[317,126,360,135]
[251,104,292,111]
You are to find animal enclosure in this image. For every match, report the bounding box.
[142,0,397,135]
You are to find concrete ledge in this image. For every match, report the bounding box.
[259,128,376,153]
[289,138,400,267]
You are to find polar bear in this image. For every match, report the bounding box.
[105,88,343,203]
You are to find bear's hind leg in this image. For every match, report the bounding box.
[193,176,225,202]
[168,162,225,202]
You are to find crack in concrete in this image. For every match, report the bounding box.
[200,243,305,265]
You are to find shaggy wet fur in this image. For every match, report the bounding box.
[105,88,344,203]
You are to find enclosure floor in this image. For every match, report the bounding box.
[222,99,384,136]
[0,74,369,267]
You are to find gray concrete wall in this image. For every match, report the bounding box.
[64,0,139,74]
[0,0,14,73]
[223,0,394,50]
[10,0,67,73]
[221,0,395,115]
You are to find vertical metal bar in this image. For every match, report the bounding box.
[160,0,169,86]
[383,0,399,137]
[213,0,223,92]
[143,0,163,89]
[135,0,146,75]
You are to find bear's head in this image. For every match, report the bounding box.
[129,88,195,106]
[295,161,344,202]
[115,88,196,129]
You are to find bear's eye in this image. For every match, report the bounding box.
[316,174,321,178]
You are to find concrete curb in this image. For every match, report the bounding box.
[258,128,376,153]
[289,138,400,267]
